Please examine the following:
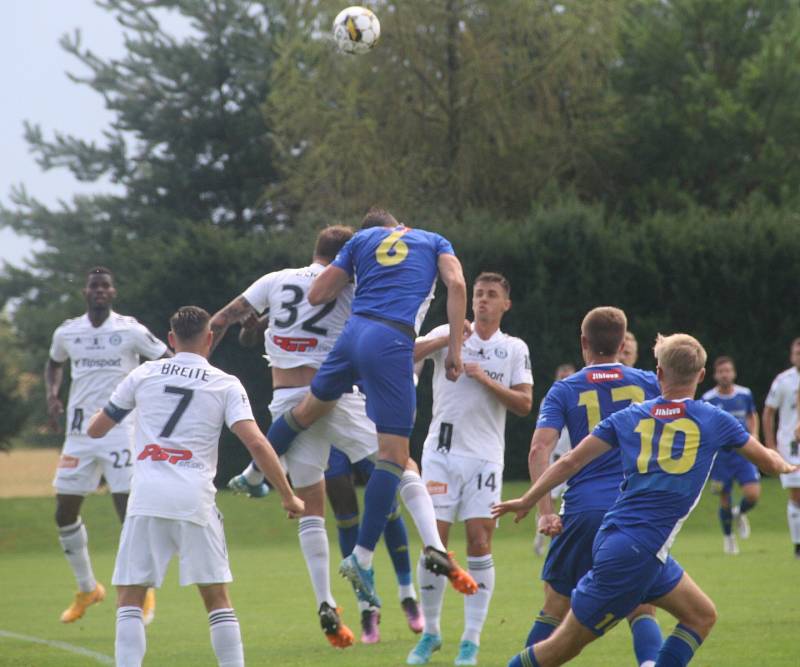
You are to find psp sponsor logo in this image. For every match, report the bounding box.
[587,369,624,383]
[651,403,686,419]
[272,335,318,352]
[138,444,193,465]
[426,481,448,495]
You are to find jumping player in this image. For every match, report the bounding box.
[264,208,476,608]
[87,306,303,667]
[701,356,760,554]
[525,307,663,667]
[46,267,169,624]
[408,272,533,666]
[498,333,797,667]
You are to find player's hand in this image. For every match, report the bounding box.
[47,396,64,432]
[538,513,563,536]
[445,351,463,382]
[282,494,305,519]
[464,362,489,385]
[491,497,533,523]
[462,319,472,339]
[240,312,259,330]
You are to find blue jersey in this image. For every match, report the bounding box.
[331,225,455,329]
[701,385,755,427]
[536,364,660,514]
[593,398,750,561]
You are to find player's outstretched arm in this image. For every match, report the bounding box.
[308,265,350,305]
[492,435,611,523]
[739,437,800,476]
[209,295,257,354]
[527,427,562,534]
[44,359,65,432]
[437,254,467,381]
[231,419,305,517]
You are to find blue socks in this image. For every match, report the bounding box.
[739,497,756,513]
[631,613,662,664]
[718,507,733,535]
[508,646,540,667]
[524,610,560,647]
[266,410,305,455]
[654,624,702,666]
[334,511,359,557]
[383,505,412,586]
[357,460,404,552]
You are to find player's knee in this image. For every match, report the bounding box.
[686,599,717,637]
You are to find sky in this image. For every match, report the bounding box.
[0,1,189,267]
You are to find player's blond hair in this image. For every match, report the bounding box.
[653,333,707,384]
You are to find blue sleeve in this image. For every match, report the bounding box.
[435,233,455,256]
[717,411,751,450]
[592,414,620,448]
[745,391,756,415]
[331,235,357,276]
[536,383,567,431]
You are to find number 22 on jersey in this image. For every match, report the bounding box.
[375,229,409,266]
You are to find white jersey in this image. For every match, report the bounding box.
[765,367,800,451]
[108,352,255,526]
[418,324,533,464]
[241,262,354,369]
[49,312,167,436]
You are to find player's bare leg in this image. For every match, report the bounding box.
[116,585,148,667]
[296,478,354,648]
[197,584,245,667]
[55,494,106,623]
[511,610,598,667]
[651,572,717,665]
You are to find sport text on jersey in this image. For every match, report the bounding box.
[651,403,687,419]
[587,369,624,383]
[160,361,210,382]
[73,358,123,368]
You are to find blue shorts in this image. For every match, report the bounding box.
[541,510,605,597]
[710,450,760,494]
[571,527,684,636]
[325,446,375,480]
[311,315,416,437]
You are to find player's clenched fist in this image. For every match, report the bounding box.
[537,513,563,536]
[445,350,463,382]
[47,395,64,432]
[282,494,305,519]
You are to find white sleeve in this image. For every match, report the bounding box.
[131,321,168,360]
[415,324,450,361]
[109,366,143,411]
[765,377,783,409]
[48,326,69,363]
[224,379,256,428]
[241,272,278,315]
[511,339,534,386]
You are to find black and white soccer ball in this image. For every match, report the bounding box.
[333,6,381,55]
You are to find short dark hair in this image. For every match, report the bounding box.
[314,225,354,262]
[581,306,627,356]
[713,355,735,370]
[86,266,114,281]
[360,207,399,229]
[170,306,210,342]
[474,272,510,296]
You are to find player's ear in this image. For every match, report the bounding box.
[167,330,176,350]
[656,365,664,382]
[697,367,706,383]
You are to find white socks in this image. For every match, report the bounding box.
[788,501,800,543]
[116,606,146,667]
[417,553,446,636]
[208,608,244,667]
[353,544,374,569]
[298,516,336,607]
[399,470,446,552]
[399,582,417,601]
[242,462,264,485]
[58,518,97,593]
[462,555,494,645]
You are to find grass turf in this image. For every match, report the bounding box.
[0,479,797,666]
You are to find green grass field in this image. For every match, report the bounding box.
[0,479,797,666]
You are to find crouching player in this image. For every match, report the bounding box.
[88,307,303,667]
[496,333,797,667]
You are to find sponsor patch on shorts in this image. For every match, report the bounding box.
[58,455,80,469]
[426,480,448,495]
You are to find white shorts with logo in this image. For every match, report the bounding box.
[421,449,503,523]
[53,430,134,495]
[270,386,377,488]
[113,509,232,587]
[778,441,800,488]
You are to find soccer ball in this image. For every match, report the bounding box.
[333,6,380,55]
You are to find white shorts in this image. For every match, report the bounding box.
[421,449,502,523]
[112,510,232,587]
[53,431,134,495]
[778,443,800,488]
[270,387,377,488]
